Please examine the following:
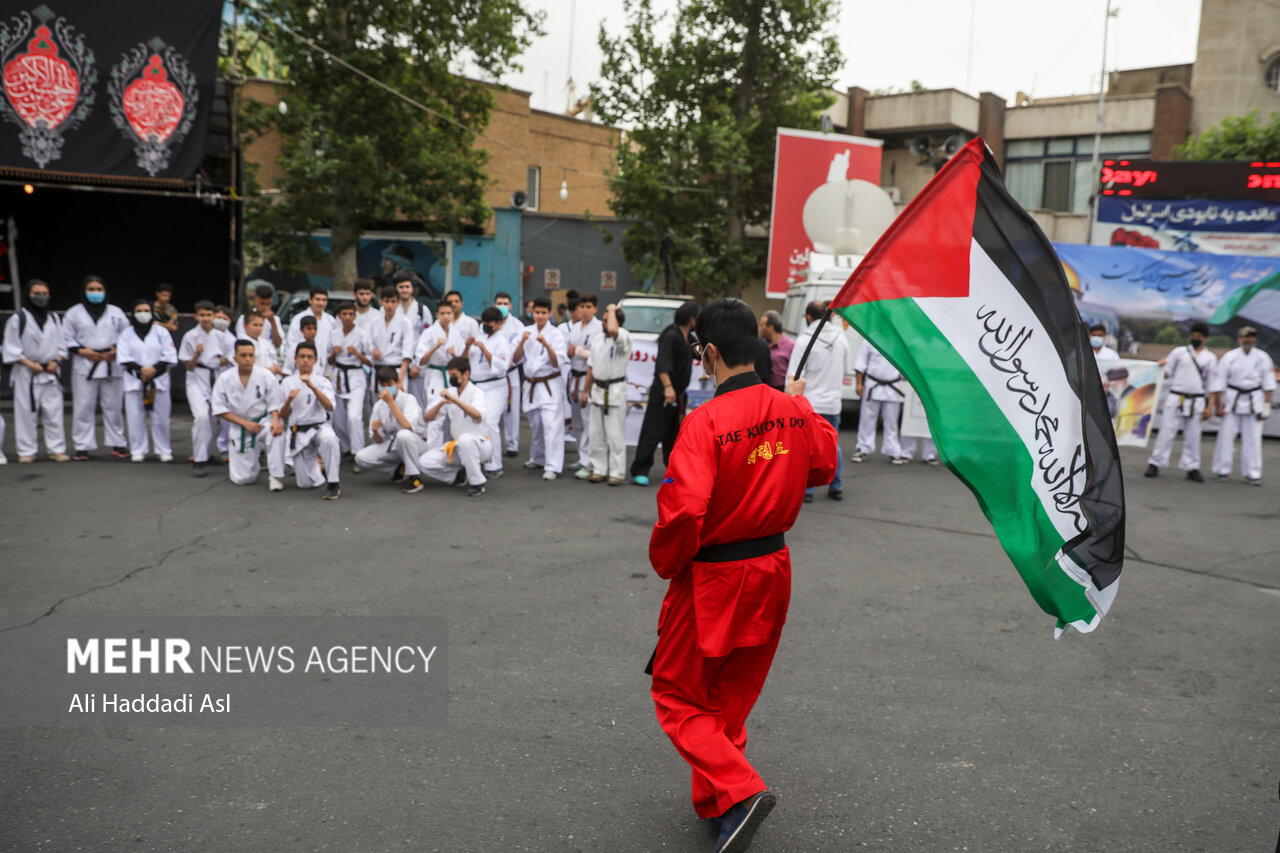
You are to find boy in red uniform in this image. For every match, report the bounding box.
[649,298,839,853]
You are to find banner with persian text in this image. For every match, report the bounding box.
[0,1,221,178]
[1093,197,1280,257]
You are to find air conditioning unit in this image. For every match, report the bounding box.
[884,186,902,204]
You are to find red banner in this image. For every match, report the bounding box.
[765,128,883,298]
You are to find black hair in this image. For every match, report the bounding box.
[253,284,272,299]
[299,315,317,328]
[309,287,328,299]
[380,285,398,301]
[130,297,151,311]
[445,290,462,303]
[353,279,373,293]
[234,338,256,351]
[494,291,512,302]
[805,300,825,323]
[392,271,415,286]
[480,307,502,324]
[1089,322,1106,333]
[566,297,580,312]
[1189,322,1209,336]
[295,341,317,356]
[674,301,701,327]
[83,274,104,288]
[155,282,173,295]
[376,366,399,385]
[579,293,598,307]
[614,308,626,327]
[214,304,231,316]
[565,289,580,300]
[446,356,471,374]
[533,296,552,311]
[335,300,355,314]
[695,298,757,368]
[194,300,215,313]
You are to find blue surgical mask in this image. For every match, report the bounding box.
[1090,335,1104,348]
[86,291,105,304]
[497,305,510,318]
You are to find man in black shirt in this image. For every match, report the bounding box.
[631,301,700,485]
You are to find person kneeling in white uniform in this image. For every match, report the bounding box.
[354,367,429,492]
[1210,326,1275,485]
[406,356,490,497]
[278,342,342,499]
[211,339,286,489]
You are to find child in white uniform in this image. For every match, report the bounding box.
[278,341,342,499]
[117,298,178,462]
[179,301,233,476]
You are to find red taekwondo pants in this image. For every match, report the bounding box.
[650,546,791,818]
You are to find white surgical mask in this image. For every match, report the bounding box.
[212,318,230,332]
[133,311,153,325]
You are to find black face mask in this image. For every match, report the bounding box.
[448,375,462,388]
[1190,338,1205,349]
[482,325,495,336]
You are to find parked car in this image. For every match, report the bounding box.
[614,292,696,341]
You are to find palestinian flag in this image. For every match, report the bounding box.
[831,137,1125,636]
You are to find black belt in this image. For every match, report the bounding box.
[694,533,785,563]
[473,375,504,384]
[866,376,904,398]
[333,362,362,393]
[1228,384,1261,413]
[593,375,626,414]
[84,348,115,380]
[290,421,326,450]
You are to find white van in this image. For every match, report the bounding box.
[779,253,868,415]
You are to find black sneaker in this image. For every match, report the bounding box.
[466,484,485,497]
[803,492,814,503]
[828,488,843,501]
[401,476,424,494]
[1143,464,1158,478]
[192,462,207,478]
[484,468,504,479]
[505,450,518,458]
[391,463,405,483]
[712,791,776,853]
[453,470,467,486]
[322,482,340,500]
[1186,469,1204,483]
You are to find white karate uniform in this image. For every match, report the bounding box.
[286,309,339,357]
[179,325,234,463]
[279,372,341,489]
[467,329,512,472]
[901,436,938,461]
[566,317,603,461]
[500,313,526,454]
[517,322,569,474]
[282,337,330,376]
[117,323,177,458]
[234,312,284,346]
[211,365,285,485]
[586,326,632,479]
[418,380,490,486]
[1148,344,1216,472]
[353,305,382,333]
[854,342,905,459]
[328,324,373,454]
[214,328,237,454]
[354,390,427,477]
[62,303,129,452]
[1211,346,1276,481]
[415,320,464,448]
[451,312,481,342]
[2,308,68,457]
[396,301,430,404]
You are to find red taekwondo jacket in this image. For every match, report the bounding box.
[649,371,840,657]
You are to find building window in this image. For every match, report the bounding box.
[1004,133,1151,214]
[527,166,540,210]
[1267,57,1280,94]
[1043,161,1073,211]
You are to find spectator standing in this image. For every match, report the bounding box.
[758,310,794,391]
[787,300,848,501]
[630,300,699,486]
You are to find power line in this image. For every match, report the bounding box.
[241,1,712,194]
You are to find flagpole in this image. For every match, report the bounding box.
[1084,0,1114,246]
[789,307,834,381]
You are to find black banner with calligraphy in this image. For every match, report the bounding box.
[0,1,222,179]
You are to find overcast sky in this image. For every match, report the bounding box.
[496,0,1204,113]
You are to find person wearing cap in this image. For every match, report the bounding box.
[1210,326,1275,485]
[1104,367,1133,418]
[1145,322,1217,482]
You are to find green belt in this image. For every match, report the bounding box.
[239,414,269,452]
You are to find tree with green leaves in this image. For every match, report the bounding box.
[591,0,842,297]
[1175,110,1280,162]
[238,0,542,287]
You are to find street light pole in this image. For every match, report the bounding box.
[1084,0,1115,246]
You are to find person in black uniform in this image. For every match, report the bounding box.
[631,301,700,486]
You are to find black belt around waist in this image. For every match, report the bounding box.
[593,375,627,413]
[333,362,363,393]
[473,375,504,384]
[290,421,326,450]
[694,533,785,563]
[1228,384,1262,413]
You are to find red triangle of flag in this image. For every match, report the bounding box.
[831,138,986,308]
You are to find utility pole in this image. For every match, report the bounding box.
[1084,0,1116,246]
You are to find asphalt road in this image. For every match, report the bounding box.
[1,408,1277,852]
